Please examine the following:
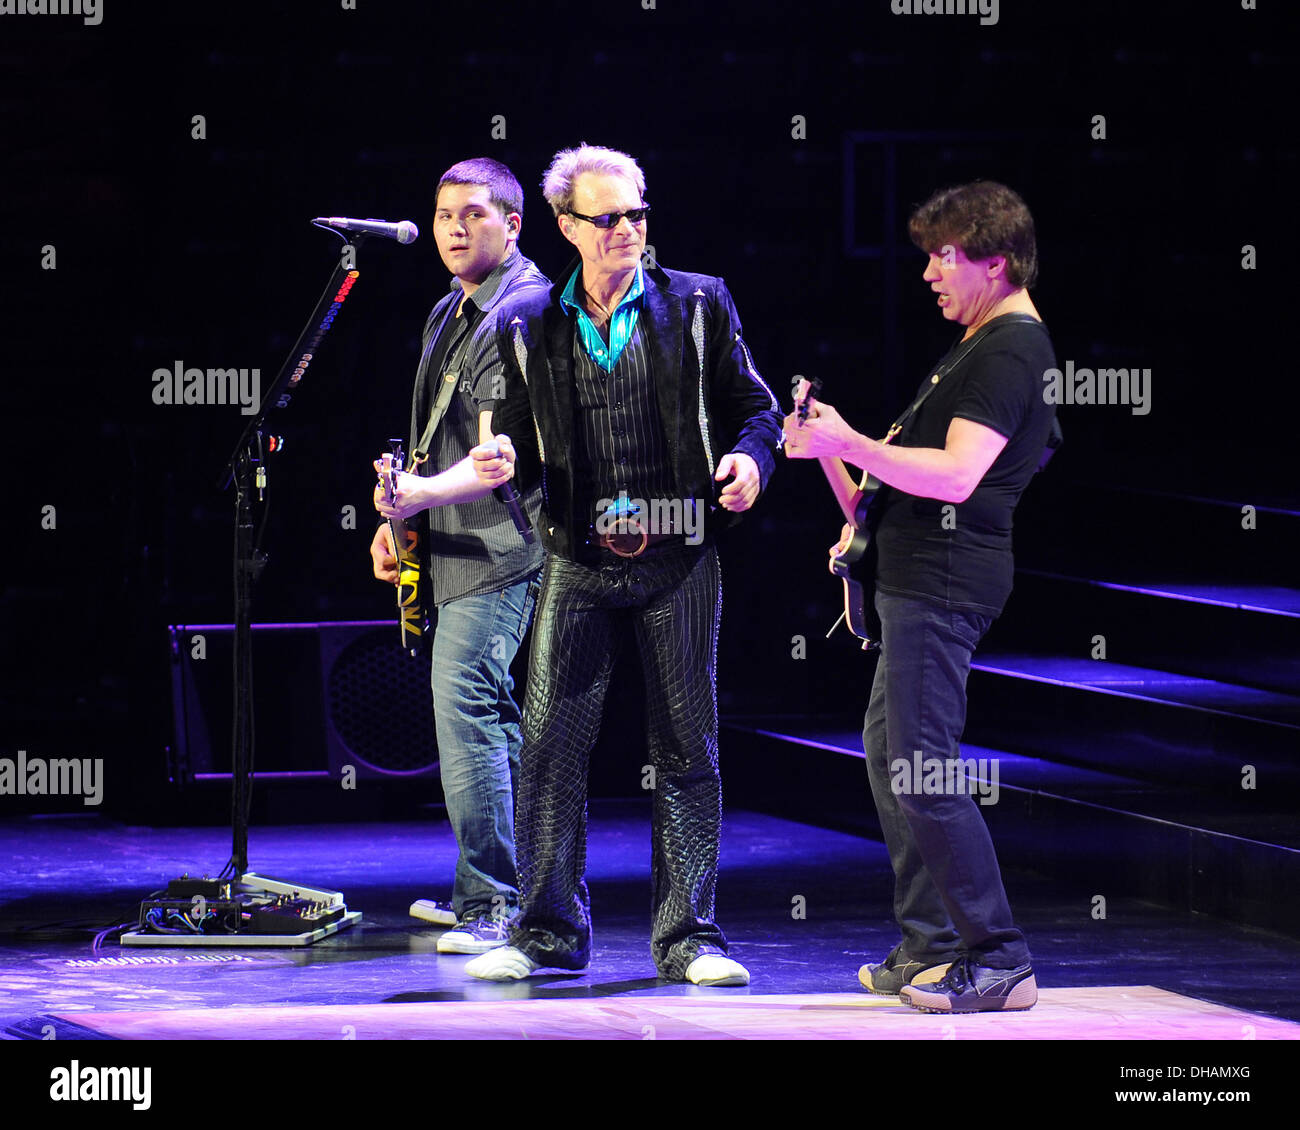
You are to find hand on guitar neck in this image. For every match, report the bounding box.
[789,378,865,526]
[368,520,418,585]
[371,440,427,655]
[370,456,420,583]
[786,377,882,649]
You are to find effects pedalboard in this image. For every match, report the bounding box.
[121,873,361,947]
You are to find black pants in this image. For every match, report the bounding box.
[863,588,1030,968]
[508,543,729,978]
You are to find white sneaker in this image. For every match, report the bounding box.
[465,946,539,981]
[686,954,750,987]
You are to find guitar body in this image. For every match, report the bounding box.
[831,483,883,648]
[381,439,428,656]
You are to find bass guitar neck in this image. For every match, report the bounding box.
[381,438,427,656]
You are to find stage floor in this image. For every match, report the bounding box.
[3,801,1299,1040]
[17,987,1299,1041]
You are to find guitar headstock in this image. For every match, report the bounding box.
[795,377,823,424]
[381,438,405,504]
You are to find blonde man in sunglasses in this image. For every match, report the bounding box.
[466,144,783,987]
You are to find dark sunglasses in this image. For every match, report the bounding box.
[568,205,651,229]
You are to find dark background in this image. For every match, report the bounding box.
[1,0,1292,818]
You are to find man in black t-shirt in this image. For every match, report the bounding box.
[783,181,1055,1012]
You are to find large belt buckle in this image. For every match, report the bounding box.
[601,516,648,558]
[597,498,649,558]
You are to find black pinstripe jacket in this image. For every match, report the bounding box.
[491,258,784,561]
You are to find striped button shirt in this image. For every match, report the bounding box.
[569,300,674,526]
[409,250,547,605]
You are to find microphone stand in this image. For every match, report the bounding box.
[124,232,371,947]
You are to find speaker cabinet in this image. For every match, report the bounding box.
[169,621,438,783]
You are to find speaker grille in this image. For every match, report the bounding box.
[325,629,438,776]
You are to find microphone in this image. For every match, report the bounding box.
[312,216,419,244]
[490,441,535,545]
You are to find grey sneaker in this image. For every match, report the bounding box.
[857,942,953,995]
[900,955,1038,1013]
[436,915,513,955]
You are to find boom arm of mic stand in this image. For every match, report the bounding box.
[220,232,369,490]
[218,234,368,875]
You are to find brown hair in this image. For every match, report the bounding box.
[908,180,1038,289]
[436,157,524,220]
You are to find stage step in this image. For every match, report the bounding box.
[721,482,1299,936]
[991,570,1300,696]
[966,652,1300,789]
[721,718,1300,936]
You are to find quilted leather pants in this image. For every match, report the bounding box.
[507,542,730,978]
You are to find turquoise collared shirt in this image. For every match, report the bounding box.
[559,264,644,372]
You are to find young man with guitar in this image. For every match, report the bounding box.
[782,181,1056,1012]
[370,158,548,954]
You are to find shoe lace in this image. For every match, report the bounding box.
[946,954,977,991]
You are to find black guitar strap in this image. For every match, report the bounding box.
[882,312,1043,444]
[410,298,471,469]
[411,364,462,467]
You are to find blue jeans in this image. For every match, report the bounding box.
[430,574,538,919]
[863,588,1030,969]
